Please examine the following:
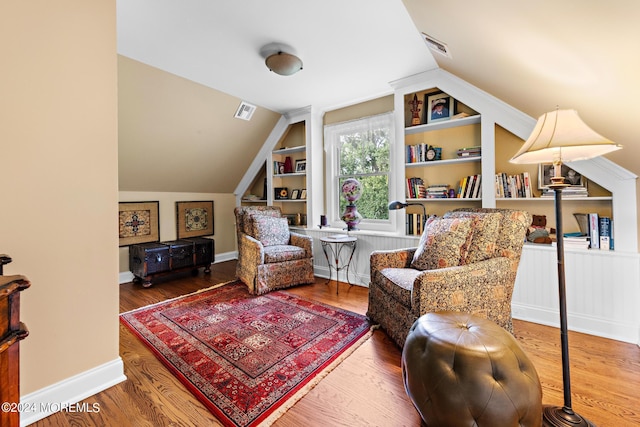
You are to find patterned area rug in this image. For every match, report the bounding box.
[120,281,371,427]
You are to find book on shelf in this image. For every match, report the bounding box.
[425,184,450,198]
[494,172,533,198]
[406,177,427,199]
[405,213,425,236]
[589,213,600,249]
[599,216,613,250]
[562,232,590,249]
[406,144,441,163]
[456,146,481,158]
[457,174,481,198]
[540,186,589,198]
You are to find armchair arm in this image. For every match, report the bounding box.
[370,247,417,280]
[411,257,519,332]
[238,233,266,265]
[290,232,313,258]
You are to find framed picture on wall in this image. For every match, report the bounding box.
[176,200,214,238]
[118,201,160,246]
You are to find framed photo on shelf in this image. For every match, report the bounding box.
[295,159,307,173]
[538,163,585,189]
[118,201,160,247]
[290,189,300,199]
[300,189,307,199]
[426,93,454,124]
[176,200,214,238]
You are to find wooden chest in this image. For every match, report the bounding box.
[163,239,194,270]
[129,242,170,277]
[184,237,214,266]
[129,238,214,287]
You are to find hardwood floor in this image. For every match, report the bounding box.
[32,260,640,426]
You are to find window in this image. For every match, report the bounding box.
[324,112,394,232]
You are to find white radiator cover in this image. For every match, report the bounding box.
[301,228,640,345]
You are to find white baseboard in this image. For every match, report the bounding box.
[512,302,640,345]
[118,251,239,284]
[20,358,126,426]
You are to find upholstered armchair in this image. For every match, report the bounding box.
[367,208,531,348]
[234,206,315,295]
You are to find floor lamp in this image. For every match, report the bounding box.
[510,108,622,427]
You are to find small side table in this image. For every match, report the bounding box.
[320,235,357,294]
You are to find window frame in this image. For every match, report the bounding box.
[324,111,397,233]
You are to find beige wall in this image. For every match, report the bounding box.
[119,192,237,272]
[1,1,119,395]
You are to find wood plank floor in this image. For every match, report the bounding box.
[32,260,640,426]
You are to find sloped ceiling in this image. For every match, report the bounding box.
[117,0,640,194]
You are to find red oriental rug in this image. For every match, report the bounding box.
[120,281,371,427]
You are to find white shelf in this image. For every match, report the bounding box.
[405,114,481,135]
[273,145,306,155]
[406,156,480,168]
[407,198,481,202]
[273,172,306,178]
[496,196,612,201]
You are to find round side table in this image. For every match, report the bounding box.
[320,235,357,294]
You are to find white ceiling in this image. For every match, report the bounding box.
[117,0,439,114]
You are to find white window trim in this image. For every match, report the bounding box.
[324,111,398,233]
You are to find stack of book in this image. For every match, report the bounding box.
[425,184,450,198]
[540,186,588,198]
[562,232,590,249]
[456,146,481,158]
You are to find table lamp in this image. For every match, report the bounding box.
[510,108,622,427]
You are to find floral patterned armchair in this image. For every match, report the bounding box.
[367,208,531,348]
[234,206,315,295]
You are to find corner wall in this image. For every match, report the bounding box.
[0,0,123,422]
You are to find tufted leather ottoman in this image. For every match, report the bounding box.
[402,312,542,427]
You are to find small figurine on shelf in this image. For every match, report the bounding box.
[527,214,556,244]
[408,94,423,126]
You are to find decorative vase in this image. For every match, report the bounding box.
[341,178,362,231]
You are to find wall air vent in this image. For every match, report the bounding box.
[422,33,452,58]
[234,101,256,121]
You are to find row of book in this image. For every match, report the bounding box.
[562,214,613,250]
[405,213,427,236]
[457,174,482,199]
[406,177,427,199]
[406,144,441,163]
[495,172,534,198]
[540,186,589,198]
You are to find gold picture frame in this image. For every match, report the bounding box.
[176,200,214,238]
[118,201,160,247]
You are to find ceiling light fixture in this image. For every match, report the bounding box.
[265,51,303,76]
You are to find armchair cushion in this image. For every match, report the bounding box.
[263,245,307,263]
[252,216,290,246]
[410,217,473,271]
[444,211,502,264]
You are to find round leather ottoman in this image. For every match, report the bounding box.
[402,312,542,427]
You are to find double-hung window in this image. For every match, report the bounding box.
[324,111,394,232]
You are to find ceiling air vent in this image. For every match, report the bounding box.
[234,101,256,121]
[422,33,452,58]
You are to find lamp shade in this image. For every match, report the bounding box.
[265,51,303,76]
[510,109,621,164]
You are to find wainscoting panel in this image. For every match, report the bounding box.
[513,244,640,344]
[300,229,640,344]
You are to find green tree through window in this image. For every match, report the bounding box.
[326,112,393,228]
